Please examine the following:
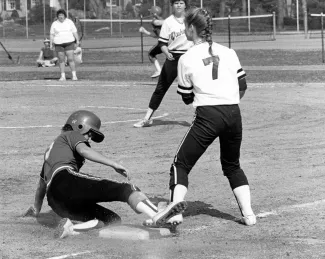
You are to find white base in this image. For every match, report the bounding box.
[98,225,172,240]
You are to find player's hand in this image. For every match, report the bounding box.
[114,164,131,181]
[165,52,174,60]
[23,206,38,217]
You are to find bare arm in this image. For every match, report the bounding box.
[161,45,174,60]
[24,177,46,217]
[152,19,164,26]
[37,50,44,61]
[76,143,130,179]
[34,178,46,214]
[240,90,246,99]
[50,35,54,50]
[73,32,80,46]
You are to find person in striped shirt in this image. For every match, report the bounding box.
[134,0,193,128]
[153,7,256,227]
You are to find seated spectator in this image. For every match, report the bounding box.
[37,38,58,67]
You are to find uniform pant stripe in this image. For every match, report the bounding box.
[67,168,103,181]
[173,112,197,163]
[173,164,178,186]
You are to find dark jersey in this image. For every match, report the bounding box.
[40,131,90,186]
[42,47,56,60]
[152,17,162,38]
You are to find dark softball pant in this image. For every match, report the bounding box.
[170,105,249,194]
[47,169,139,224]
[148,42,162,62]
[149,54,182,111]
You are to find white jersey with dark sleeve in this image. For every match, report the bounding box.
[177,42,247,107]
[158,15,193,54]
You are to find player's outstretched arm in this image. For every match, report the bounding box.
[24,177,46,217]
[161,45,174,60]
[76,143,130,180]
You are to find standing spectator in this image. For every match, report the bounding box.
[36,38,58,67]
[50,9,79,81]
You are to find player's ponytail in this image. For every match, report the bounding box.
[185,8,214,56]
[204,12,213,57]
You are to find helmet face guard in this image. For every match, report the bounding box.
[65,110,105,143]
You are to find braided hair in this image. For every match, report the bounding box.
[185,8,218,79]
[185,8,214,55]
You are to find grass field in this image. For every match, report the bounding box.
[1,35,325,259]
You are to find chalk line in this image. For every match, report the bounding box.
[80,105,147,111]
[0,113,169,129]
[47,251,92,259]
[257,199,325,218]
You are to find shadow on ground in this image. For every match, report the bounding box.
[152,119,191,127]
[148,197,238,223]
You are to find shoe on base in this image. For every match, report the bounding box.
[241,214,256,226]
[151,71,161,78]
[59,77,66,81]
[153,201,187,227]
[133,119,153,128]
[142,214,183,228]
[167,214,183,225]
[54,218,79,239]
[72,76,78,81]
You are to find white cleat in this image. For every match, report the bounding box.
[241,214,256,226]
[153,201,187,227]
[133,119,153,128]
[54,218,80,239]
[59,76,66,81]
[72,76,78,81]
[167,214,183,225]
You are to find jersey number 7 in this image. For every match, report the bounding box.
[202,55,220,80]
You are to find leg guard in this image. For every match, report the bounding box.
[127,191,149,214]
[225,168,248,190]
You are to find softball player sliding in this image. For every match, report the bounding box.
[134,0,193,128]
[139,6,164,78]
[155,8,256,226]
[24,110,186,238]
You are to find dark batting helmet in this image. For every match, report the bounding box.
[65,110,104,143]
[149,6,162,15]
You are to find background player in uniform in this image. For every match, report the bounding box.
[134,0,193,128]
[154,7,256,226]
[36,38,58,67]
[24,110,186,238]
[139,6,164,78]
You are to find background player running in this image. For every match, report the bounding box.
[24,110,186,238]
[134,0,193,128]
[139,6,164,78]
[155,7,256,226]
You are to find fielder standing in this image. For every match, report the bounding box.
[134,0,193,128]
[139,6,164,78]
[153,8,256,226]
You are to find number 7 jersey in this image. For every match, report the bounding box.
[177,42,247,107]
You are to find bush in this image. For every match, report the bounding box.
[11,10,20,20]
[29,3,56,24]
